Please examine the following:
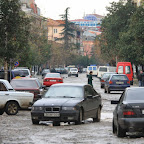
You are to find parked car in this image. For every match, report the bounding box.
[0,79,34,115]
[97,66,116,78]
[43,73,63,87]
[104,74,130,93]
[31,83,102,126]
[100,72,117,88]
[42,69,50,78]
[112,87,144,137]
[116,62,133,85]
[68,68,78,77]
[10,78,44,102]
[13,68,31,78]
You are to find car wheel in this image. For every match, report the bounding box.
[101,85,103,88]
[76,74,78,77]
[5,101,19,115]
[107,88,110,94]
[112,118,116,134]
[0,108,4,115]
[53,121,60,126]
[116,122,126,137]
[93,107,101,122]
[75,109,83,125]
[32,119,39,125]
[104,88,107,93]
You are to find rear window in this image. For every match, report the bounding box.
[45,73,61,78]
[126,89,144,101]
[111,75,128,80]
[70,68,78,71]
[93,67,97,70]
[11,80,38,89]
[88,67,92,71]
[99,67,107,72]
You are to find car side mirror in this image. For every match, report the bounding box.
[38,94,43,99]
[87,95,93,99]
[111,100,119,104]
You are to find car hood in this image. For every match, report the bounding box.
[33,98,83,107]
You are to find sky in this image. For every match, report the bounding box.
[35,0,119,20]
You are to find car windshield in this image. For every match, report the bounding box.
[44,86,83,98]
[45,73,60,78]
[13,70,29,76]
[126,89,144,101]
[11,80,38,89]
[99,67,107,72]
[111,75,128,80]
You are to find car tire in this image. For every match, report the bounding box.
[5,101,19,115]
[116,122,126,137]
[104,88,107,93]
[76,74,78,77]
[0,108,4,115]
[75,109,83,125]
[107,88,110,94]
[112,118,116,134]
[93,107,101,122]
[32,119,39,125]
[101,85,103,89]
[53,121,60,126]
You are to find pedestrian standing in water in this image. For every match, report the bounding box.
[88,71,93,87]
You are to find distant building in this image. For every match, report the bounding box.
[71,14,104,58]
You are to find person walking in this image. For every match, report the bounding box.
[138,70,143,87]
[88,71,93,87]
[141,70,144,87]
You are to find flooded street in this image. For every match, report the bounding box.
[0,73,144,144]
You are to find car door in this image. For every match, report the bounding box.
[83,85,100,119]
[113,91,125,125]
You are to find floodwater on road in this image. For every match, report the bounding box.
[0,73,144,144]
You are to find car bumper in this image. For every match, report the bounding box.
[31,110,79,122]
[109,85,130,91]
[119,118,144,132]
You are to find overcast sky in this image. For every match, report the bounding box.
[35,0,119,20]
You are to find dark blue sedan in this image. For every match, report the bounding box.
[104,74,130,93]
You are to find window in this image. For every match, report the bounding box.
[125,66,131,74]
[0,82,7,91]
[54,29,57,33]
[118,66,123,74]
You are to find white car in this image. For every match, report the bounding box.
[68,68,78,77]
[0,79,34,115]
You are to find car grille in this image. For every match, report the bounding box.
[45,107,60,112]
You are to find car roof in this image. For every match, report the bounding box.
[51,83,86,87]
[126,87,144,91]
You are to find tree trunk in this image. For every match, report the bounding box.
[4,60,8,80]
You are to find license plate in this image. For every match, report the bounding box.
[142,110,144,114]
[44,113,60,117]
[116,82,124,84]
[50,80,56,82]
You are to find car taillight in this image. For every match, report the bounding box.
[127,81,130,84]
[109,81,113,84]
[101,79,105,82]
[123,111,135,116]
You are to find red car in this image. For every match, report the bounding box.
[10,78,44,102]
[43,73,63,87]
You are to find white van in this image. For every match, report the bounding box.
[97,66,116,78]
[87,66,97,76]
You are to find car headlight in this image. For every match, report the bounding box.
[62,107,76,110]
[32,106,43,111]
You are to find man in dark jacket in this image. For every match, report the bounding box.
[138,70,143,87]
[88,71,93,87]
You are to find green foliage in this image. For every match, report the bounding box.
[100,0,137,64]
[0,0,30,63]
[59,7,75,50]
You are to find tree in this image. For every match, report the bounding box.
[99,0,136,64]
[0,0,30,79]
